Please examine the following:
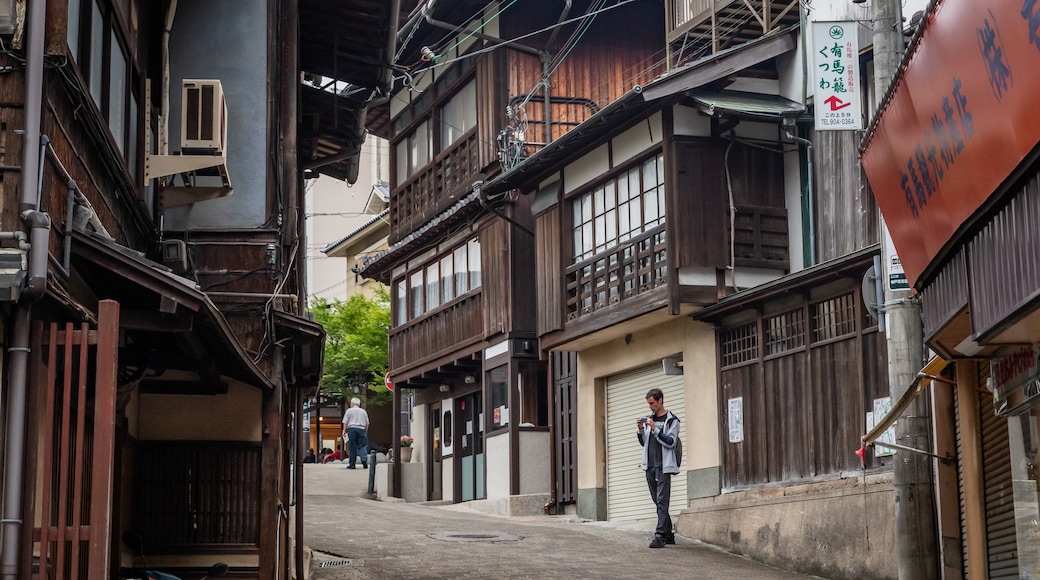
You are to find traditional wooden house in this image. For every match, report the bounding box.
[357,0,665,507]
[475,1,906,577]
[0,0,396,578]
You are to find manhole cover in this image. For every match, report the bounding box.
[428,531,522,542]
[318,559,355,568]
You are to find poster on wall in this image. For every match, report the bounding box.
[867,397,896,457]
[812,21,863,131]
[728,397,744,443]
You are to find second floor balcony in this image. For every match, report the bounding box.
[666,0,801,66]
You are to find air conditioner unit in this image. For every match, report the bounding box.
[181,79,227,154]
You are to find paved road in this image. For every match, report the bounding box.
[302,463,824,580]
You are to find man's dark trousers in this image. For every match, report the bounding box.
[347,426,368,468]
[645,466,672,539]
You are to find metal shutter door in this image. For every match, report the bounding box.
[979,364,1019,578]
[605,363,686,522]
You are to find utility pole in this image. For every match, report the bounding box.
[871,0,938,577]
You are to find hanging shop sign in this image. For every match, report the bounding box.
[989,343,1040,416]
[811,21,862,131]
[862,0,1040,287]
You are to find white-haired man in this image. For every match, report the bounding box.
[341,397,370,469]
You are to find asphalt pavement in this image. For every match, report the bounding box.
[301,463,825,580]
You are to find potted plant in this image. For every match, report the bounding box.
[399,435,414,462]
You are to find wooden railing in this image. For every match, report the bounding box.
[390,291,484,371]
[564,226,668,320]
[390,130,481,242]
[669,0,713,33]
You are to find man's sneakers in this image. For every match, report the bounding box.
[649,535,676,548]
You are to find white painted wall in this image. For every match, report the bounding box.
[305,137,388,303]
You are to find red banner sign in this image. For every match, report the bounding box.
[862,0,1040,287]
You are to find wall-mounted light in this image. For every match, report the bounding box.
[439,384,450,393]
[464,375,476,384]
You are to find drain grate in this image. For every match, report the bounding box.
[318,559,354,568]
[428,531,522,543]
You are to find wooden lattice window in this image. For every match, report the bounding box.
[764,309,805,355]
[721,322,758,367]
[810,293,857,343]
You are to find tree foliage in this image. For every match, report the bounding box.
[309,288,391,405]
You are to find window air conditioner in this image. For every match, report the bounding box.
[181,79,227,154]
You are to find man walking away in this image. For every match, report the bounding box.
[636,387,680,548]
[342,397,370,469]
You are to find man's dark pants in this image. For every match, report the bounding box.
[347,426,368,468]
[645,467,673,539]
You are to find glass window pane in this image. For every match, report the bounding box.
[89,1,103,106]
[643,157,657,188]
[489,366,508,431]
[395,280,407,325]
[426,262,440,310]
[396,140,409,184]
[594,215,605,252]
[416,120,430,168]
[109,32,127,153]
[129,90,138,176]
[468,238,481,289]
[617,174,629,201]
[67,0,81,61]
[440,255,454,303]
[605,209,616,247]
[454,246,468,294]
[410,271,424,317]
[618,201,630,240]
[593,186,604,216]
[573,226,583,261]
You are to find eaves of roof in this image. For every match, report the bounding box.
[479,25,800,197]
[324,208,390,256]
[691,244,881,324]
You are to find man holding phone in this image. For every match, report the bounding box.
[636,387,681,548]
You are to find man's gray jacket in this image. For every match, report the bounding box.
[637,411,681,474]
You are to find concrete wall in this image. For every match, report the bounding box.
[486,431,510,498]
[574,316,717,519]
[677,474,898,580]
[519,430,550,495]
[165,0,269,230]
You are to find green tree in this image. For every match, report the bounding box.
[309,288,392,406]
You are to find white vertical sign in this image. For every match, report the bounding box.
[812,22,863,131]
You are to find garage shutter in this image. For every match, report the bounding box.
[606,363,686,522]
[978,364,1019,578]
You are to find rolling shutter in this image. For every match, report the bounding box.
[605,363,686,522]
[979,364,1019,578]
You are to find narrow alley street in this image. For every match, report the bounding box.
[302,464,825,579]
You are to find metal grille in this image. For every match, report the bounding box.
[721,322,758,367]
[810,293,857,343]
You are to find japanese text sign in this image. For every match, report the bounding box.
[812,22,862,131]
[862,0,1040,287]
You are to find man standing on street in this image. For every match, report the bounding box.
[342,397,370,469]
[636,387,681,548]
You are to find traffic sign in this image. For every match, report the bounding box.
[384,372,393,391]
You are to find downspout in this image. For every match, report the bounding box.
[784,125,815,266]
[161,0,178,156]
[1,0,50,576]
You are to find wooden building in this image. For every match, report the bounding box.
[358,0,665,507]
[0,0,397,578]
[475,1,902,577]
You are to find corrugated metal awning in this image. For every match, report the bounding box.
[687,89,805,119]
[862,355,951,447]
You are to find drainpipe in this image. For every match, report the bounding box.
[1,0,49,575]
[784,122,815,266]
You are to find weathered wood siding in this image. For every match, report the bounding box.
[482,218,509,337]
[671,138,727,269]
[813,130,879,262]
[535,206,563,334]
[502,2,665,149]
[718,284,889,488]
[477,47,509,173]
